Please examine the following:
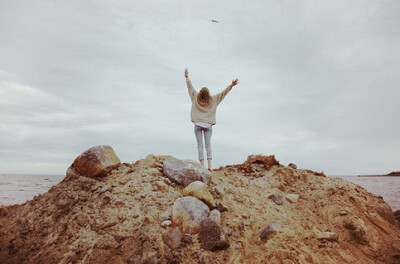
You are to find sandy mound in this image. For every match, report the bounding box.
[1,147,400,264]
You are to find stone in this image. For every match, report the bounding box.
[140,154,158,168]
[145,168,161,177]
[286,193,300,203]
[172,197,210,234]
[182,233,193,244]
[159,210,171,222]
[288,163,297,169]
[161,220,172,228]
[154,181,168,191]
[215,203,228,212]
[268,194,283,205]
[339,210,348,216]
[163,157,211,186]
[73,145,120,178]
[162,227,182,250]
[183,181,214,208]
[214,186,225,197]
[316,231,338,242]
[260,221,285,241]
[208,210,221,225]
[198,219,229,250]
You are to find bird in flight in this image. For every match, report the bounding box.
[210,19,218,23]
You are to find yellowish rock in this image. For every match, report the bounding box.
[155,180,168,191]
[183,181,214,208]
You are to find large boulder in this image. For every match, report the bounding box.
[163,157,211,186]
[73,145,121,178]
[172,197,210,234]
[183,181,214,208]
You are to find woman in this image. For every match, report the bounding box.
[185,68,239,170]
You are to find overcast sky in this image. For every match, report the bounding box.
[0,0,399,175]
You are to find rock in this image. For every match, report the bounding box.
[183,181,214,208]
[145,168,161,177]
[268,194,283,205]
[198,219,229,250]
[162,227,182,250]
[286,193,300,203]
[316,231,339,242]
[208,210,221,225]
[182,233,193,244]
[215,203,228,212]
[288,163,297,169]
[339,210,348,216]
[73,145,121,178]
[172,197,210,234]
[161,220,172,228]
[163,157,211,186]
[159,210,171,222]
[140,154,158,168]
[154,181,168,191]
[260,221,285,241]
[214,186,225,197]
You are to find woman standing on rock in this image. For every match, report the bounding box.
[185,68,239,170]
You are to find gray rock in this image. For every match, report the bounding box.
[260,221,285,241]
[163,157,211,186]
[208,209,221,225]
[198,219,229,250]
[172,197,210,234]
[268,194,283,205]
[162,227,182,250]
[159,210,171,222]
[214,186,225,197]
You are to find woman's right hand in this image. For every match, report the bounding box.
[185,68,189,78]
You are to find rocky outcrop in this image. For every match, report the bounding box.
[1,150,400,264]
[163,157,211,186]
[73,145,120,177]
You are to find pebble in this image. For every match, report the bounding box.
[161,220,172,228]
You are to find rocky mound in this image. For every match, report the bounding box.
[1,146,400,264]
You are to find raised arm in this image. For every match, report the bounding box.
[215,78,239,104]
[185,68,196,101]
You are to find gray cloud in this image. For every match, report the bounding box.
[0,0,399,175]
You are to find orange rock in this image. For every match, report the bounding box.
[73,145,121,178]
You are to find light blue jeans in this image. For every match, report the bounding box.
[194,124,212,160]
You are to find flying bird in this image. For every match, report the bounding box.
[210,19,218,23]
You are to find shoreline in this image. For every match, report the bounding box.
[357,174,400,177]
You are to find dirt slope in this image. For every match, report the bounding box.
[1,154,400,264]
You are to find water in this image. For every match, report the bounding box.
[332,175,400,212]
[0,174,399,212]
[0,174,64,206]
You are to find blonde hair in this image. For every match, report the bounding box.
[197,87,211,106]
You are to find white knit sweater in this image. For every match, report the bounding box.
[186,77,232,125]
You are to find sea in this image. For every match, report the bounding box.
[0,174,399,212]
